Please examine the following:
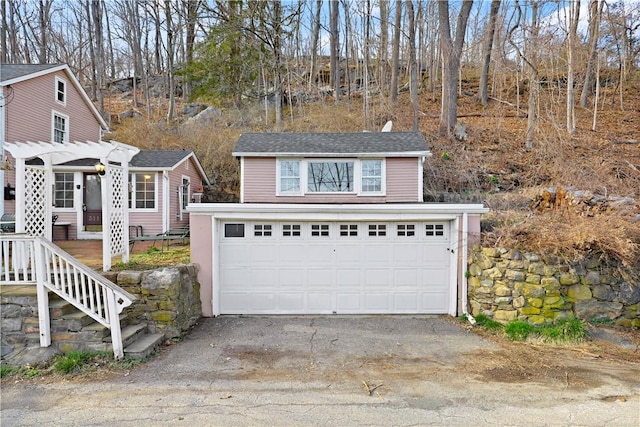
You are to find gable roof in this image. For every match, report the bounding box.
[129,150,211,185]
[0,63,109,131]
[233,132,431,157]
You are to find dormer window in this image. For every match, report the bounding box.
[277,158,384,196]
[55,76,66,105]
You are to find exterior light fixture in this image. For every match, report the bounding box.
[94,162,106,176]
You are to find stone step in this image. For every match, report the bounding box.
[120,323,148,348]
[124,333,165,360]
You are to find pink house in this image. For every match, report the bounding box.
[1,63,209,242]
[189,132,488,317]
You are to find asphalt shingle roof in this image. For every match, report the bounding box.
[0,64,62,83]
[26,150,193,168]
[234,132,430,156]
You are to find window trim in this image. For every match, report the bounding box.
[276,158,386,196]
[51,110,69,143]
[55,76,67,106]
[129,172,158,212]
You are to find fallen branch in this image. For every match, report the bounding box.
[362,381,383,397]
[613,140,640,144]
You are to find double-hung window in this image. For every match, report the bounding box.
[55,77,66,105]
[279,160,300,194]
[52,112,68,143]
[129,173,156,209]
[361,160,382,193]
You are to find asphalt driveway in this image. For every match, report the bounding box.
[2,316,639,426]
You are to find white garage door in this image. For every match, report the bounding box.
[218,221,452,314]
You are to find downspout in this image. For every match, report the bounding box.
[461,212,475,324]
[162,171,169,232]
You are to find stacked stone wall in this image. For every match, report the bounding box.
[467,247,640,327]
[105,264,202,339]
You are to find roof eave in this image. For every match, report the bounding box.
[232,151,432,158]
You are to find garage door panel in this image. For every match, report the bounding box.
[308,293,333,311]
[280,269,306,287]
[336,268,361,286]
[393,244,420,262]
[394,293,419,311]
[422,268,449,286]
[278,293,305,311]
[365,269,390,287]
[335,246,363,263]
[421,246,450,264]
[421,292,449,312]
[365,245,393,263]
[246,245,277,263]
[336,293,362,311]
[279,244,307,263]
[393,269,419,287]
[308,268,333,287]
[307,245,334,263]
[365,293,390,311]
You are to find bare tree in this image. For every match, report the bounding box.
[406,0,418,131]
[566,0,580,134]
[378,1,389,95]
[91,0,105,114]
[165,0,176,122]
[580,0,604,107]
[390,0,402,104]
[478,0,501,108]
[329,0,340,102]
[437,0,474,136]
[309,0,322,90]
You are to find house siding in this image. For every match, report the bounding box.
[242,157,420,204]
[168,156,204,229]
[5,70,102,143]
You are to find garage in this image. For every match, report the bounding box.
[217,219,453,314]
[189,203,487,317]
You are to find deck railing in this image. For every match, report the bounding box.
[0,234,135,358]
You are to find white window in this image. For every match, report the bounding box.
[129,173,156,210]
[368,224,386,236]
[311,224,330,237]
[254,224,272,237]
[425,223,445,237]
[54,172,74,208]
[181,177,190,209]
[279,160,301,194]
[277,159,385,196]
[361,160,383,193]
[397,224,415,237]
[339,224,358,237]
[52,111,69,143]
[282,224,301,237]
[55,76,66,105]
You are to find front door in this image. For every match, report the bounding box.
[83,173,102,231]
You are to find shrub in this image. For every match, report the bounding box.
[474,314,504,332]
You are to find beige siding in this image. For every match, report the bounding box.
[6,71,102,142]
[242,156,421,204]
[386,157,421,202]
[242,157,277,202]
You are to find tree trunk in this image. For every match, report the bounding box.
[437,0,474,136]
[273,1,283,131]
[329,0,340,102]
[390,0,402,105]
[478,0,500,108]
[525,1,540,149]
[165,0,175,122]
[91,0,105,115]
[85,0,97,102]
[1,1,7,63]
[580,0,602,107]
[309,0,322,90]
[406,0,418,131]
[378,1,389,95]
[184,0,199,99]
[566,0,580,134]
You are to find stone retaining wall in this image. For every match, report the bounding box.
[104,264,202,339]
[1,265,202,358]
[467,247,640,327]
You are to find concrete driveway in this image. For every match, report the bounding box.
[2,316,639,426]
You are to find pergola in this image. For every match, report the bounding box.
[3,140,140,270]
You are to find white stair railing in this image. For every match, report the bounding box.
[0,234,135,358]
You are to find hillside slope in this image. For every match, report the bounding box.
[108,77,640,269]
